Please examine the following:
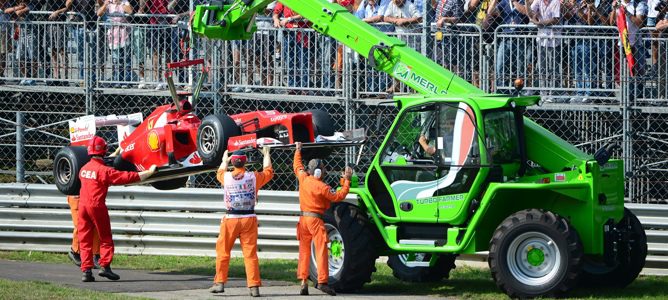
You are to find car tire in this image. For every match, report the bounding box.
[151,177,189,190]
[197,114,241,166]
[387,253,456,282]
[113,155,136,172]
[308,202,378,292]
[488,209,583,298]
[297,109,336,159]
[53,146,90,195]
[580,208,647,288]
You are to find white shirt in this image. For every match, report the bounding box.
[384,2,422,33]
[648,0,659,18]
[531,0,561,48]
[619,0,648,46]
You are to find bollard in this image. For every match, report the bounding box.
[16,112,24,183]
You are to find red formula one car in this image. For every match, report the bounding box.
[53,58,364,195]
[53,97,364,195]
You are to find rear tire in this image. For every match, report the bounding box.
[387,253,456,282]
[197,114,241,166]
[488,209,583,298]
[150,177,189,190]
[298,109,336,159]
[53,146,90,195]
[580,208,647,288]
[308,202,378,292]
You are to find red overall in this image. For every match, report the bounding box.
[78,157,140,272]
[293,151,350,284]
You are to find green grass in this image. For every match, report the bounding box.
[0,278,148,300]
[2,251,668,299]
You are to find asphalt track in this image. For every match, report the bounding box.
[0,260,451,299]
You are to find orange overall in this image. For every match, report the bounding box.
[67,195,100,255]
[213,166,273,287]
[293,151,350,284]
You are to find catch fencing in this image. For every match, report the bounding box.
[1,11,668,202]
[0,183,667,274]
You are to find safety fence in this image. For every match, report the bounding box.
[0,183,667,274]
[2,11,668,202]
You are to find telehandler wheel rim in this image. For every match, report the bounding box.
[199,125,217,154]
[325,224,345,277]
[56,157,72,184]
[507,232,561,286]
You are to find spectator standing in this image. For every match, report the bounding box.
[48,0,70,86]
[253,2,278,90]
[489,0,531,93]
[5,0,35,86]
[0,0,11,82]
[434,0,464,85]
[98,0,133,87]
[567,0,597,103]
[385,0,423,93]
[273,3,311,94]
[56,0,103,86]
[611,0,647,101]
[356,0,392,94]
[139,0,173,90]
[527,0,562,103]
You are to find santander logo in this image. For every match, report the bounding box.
[233,138,257,147]
[270,115,287,122]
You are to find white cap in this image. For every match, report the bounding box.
[266,1,277,10]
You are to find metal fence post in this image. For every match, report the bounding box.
[16,112,24,183]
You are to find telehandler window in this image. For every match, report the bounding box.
[484,110,520,164]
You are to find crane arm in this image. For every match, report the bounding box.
[192,0,484,96]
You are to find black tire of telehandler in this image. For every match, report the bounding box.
[488,209,583,298]
[308,202,378,292]
[387,253,457,282]
[580,208,647,288]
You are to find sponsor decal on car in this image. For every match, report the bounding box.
[69,115,96,144]
[147,130,161,152]
[270,115,288,122]
[230,134,258,149]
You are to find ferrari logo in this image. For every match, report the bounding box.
[147,130,160,151]
[147,119,155,130]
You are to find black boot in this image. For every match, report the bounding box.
[93,255,101,269]
[68,249,81,266]
[81,269,95,282]
[98,266,120,281]
[300,282,309,295]
[316,283,336,296]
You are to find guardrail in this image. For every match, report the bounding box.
[0,184,666,274]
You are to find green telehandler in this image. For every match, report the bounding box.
[192,0,647,297]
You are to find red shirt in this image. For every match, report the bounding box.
[79,158,140,207]
[273,3,310,28]
[148,0,170,24]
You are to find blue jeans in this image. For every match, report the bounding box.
[495,38,529,93]
[283,32,308,88]
[73,27,97,82]
[571,41,592,96]
[111,46,132,82]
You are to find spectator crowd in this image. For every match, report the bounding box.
[0,0,666,103]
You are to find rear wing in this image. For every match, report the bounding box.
[69,113,143,146]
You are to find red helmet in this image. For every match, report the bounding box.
[87,136,107,156]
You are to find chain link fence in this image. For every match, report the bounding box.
[1,5,668,203]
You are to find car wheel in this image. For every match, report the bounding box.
[387,253,456,282]
[151,177,189,190]
[580,208,647,288]
[489,209,583,298]
[297,109,336,159]
[53,146,90,195]
[308,202,378,292]
[197,114,241,166]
